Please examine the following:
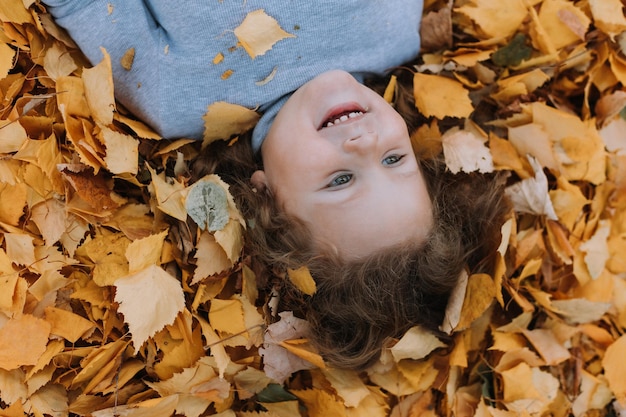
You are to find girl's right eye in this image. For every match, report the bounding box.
[328,173,353,188]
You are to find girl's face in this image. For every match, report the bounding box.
[254,70,433,259]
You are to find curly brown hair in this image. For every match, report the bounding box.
[191,70,510,370]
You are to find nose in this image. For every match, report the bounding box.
[342,130,378,154]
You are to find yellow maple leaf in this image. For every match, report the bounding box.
[413,73,474,119]
[234,9,295,59]
[114,264,185,353]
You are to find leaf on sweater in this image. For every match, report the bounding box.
[202,101,260,147]
[114,265,185,353]
[234,9,296,59]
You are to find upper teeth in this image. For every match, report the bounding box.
[326,111,363,127]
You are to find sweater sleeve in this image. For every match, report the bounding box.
[44,0,163,133]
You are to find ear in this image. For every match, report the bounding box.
[251,170,268,192]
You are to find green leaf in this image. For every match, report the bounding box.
[257,383,298,403]
[186,179,229,232]
[620,105,626,121]
[492,33,532,67]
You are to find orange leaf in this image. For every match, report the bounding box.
[0,315,51,370]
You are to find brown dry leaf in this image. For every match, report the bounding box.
[420,6,453,51]
[114,265,185,352]
[413,73,474,119]
[0,315,50,370]
[287,266,317,296]
[202,101,261,147]
[234,9,295,59]
[120,47,135,71]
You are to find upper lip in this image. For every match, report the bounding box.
[318,102,366,130]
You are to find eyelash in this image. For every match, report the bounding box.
[327,154,406,188]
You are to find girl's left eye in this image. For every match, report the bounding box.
[382,154,405,165]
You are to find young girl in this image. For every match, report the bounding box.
[44,0,509,368]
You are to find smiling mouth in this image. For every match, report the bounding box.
[319,104,366,130]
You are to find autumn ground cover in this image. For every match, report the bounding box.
[1,0,626,416]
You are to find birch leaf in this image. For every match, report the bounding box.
[442,128,494,174]
[202,102,260,147]
[0,315,50,370]
[234,9,295,59]
[413,73,474,119]
[505,155,558,220]
[114,265,185,353]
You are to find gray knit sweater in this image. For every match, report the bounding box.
[45,0,423,150]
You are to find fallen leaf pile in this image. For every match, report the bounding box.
[1,0,626,416]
